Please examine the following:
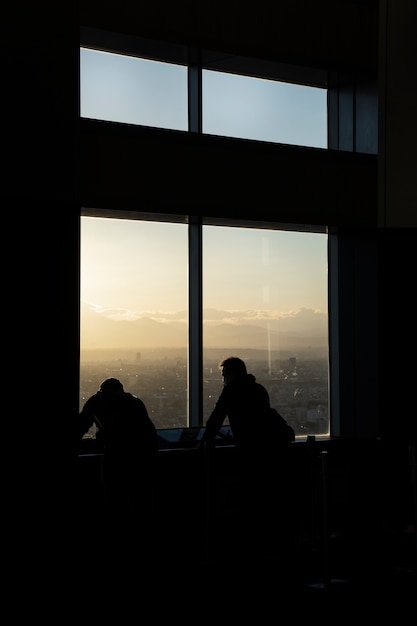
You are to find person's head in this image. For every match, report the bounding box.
[99,377,124,393]
[219,356,247,385]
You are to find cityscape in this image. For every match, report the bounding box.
[80,347,329,440]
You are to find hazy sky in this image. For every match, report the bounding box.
[81,218,188,316]
[81,218,328,322]
[80,48,328,346]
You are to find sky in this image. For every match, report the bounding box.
[80,48,328,351]
[80,47,327,148]
[81,218,328,351]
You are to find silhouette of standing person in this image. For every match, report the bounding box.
[201,356,294,566]
[78,377,158,564]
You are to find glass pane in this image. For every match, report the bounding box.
[80,48,188,130]
[80,216,188,431]
[202,226,329,437]
[203,70,327,148]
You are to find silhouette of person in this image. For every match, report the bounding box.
[78,377,158,563]
[201,357,295,566]
[202,356,270,455]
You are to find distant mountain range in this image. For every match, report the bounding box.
[80,301,328,354]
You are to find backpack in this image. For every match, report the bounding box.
[263,407,295,446]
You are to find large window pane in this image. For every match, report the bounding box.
[81,217,329,438]
[80,48,188,130]
[202,226,329,437]
[80,216,188,431]
[203,70,327,148]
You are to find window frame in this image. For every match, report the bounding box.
[80,26,330,143]
[80,208,330,439]
[79,28,336,442]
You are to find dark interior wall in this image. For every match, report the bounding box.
[333,228,379,438]
[4,9,80,516]
[79,0,379,74]
[80,120,378,226]
[378,0,417,227]
[378,228,417,445]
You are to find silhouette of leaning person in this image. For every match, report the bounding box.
[201,357,294,565]
[202,356,271,455]
[78,378,158,559]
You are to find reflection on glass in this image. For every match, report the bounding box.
[80,48,188,130]
[203,70,327,148]
[202,226,329,437]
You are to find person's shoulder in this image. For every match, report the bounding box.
[125,393,153,419]
[123,391,136,400]
[127,393,147,407]
[121,391,140,402]
[81,392,99,411]
[247,374,267,391]
[247,374,267,392]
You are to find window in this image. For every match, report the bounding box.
[202,70,327,148]
[80,215,189,432]
[79,30,330,440]
[80,33,328,149]
[202,225,329,436]
[80,214,329,438]
[80,48,188,130]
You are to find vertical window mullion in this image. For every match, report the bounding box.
[188,47,203,426]
[188,47,202,133]
[188,216,203,427]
